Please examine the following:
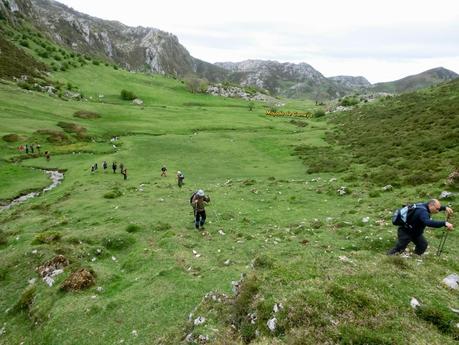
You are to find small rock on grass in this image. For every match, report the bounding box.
[410,297,421,309]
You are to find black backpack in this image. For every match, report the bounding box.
[392,204,418,229]
[190,192,197,204]
[189,192,210,204]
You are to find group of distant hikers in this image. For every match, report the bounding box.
[90,157,456,249]
[91,161,127,180]
[18,143,51,161]
[160,165,209,229]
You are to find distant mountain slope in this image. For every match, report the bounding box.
[215,59,351,100]
[328,78,459,186]
[327,75,371,90]
[1,0,457,100]
[0,34,47,79]
[371,67,458,93]
[2,0,227,81]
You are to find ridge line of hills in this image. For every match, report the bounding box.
[0,0,458,100]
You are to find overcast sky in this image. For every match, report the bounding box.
[57,0,459,83]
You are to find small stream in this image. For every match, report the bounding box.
[0,170,64,212]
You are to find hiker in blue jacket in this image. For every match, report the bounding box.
[388,199,453,255]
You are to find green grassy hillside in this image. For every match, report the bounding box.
[0,26,458,345]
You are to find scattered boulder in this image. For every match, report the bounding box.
[132,98,144,105]
[439,191,455,200]
[337,186,348,195]
[410,297,421,309]
[60,268,95,291]
[273,303,283,313]
[442,274,459,290]
[63,91,82,100]
[37,255,69,287]
[267,317,277,332]
[446,169,459,186]
[382,184,393,191]
[194,316,206,326]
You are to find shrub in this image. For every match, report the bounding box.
[73,110,100,119]
[314,109,326,117]
[102,234,135,250]
[0,230,7,245]
[92,60,100,65]
[13,285,36,312]
[120,89,137,101]
[126,224,141,233]
[310,219,324,229]
[416,305,459,338]
[252,254,274,269]
[339,96,359,107]
[37,50,49,58]
[33,231,62,244]
[183,75,208,93]
[232,274,260,343]
[369,190,381,198]
[19,40,29,47]
[154,222,171,231]
[103,188,122,199]
[2,133,20,142]
[267,102,278,112]
[248,101,255,111]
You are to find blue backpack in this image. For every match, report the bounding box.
[392,204,418,229]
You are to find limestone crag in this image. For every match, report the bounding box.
[7,0,224,79]
[327,76,371,90]
[215,59,351,99]
[207,84,277,103]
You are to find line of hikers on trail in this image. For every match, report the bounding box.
[18,143,51,161]
[95,161,457,251]
[91,161,127,180]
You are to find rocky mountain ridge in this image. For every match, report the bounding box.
[328,75,372,90]
[1,0,457,100]
[2,0,227,80]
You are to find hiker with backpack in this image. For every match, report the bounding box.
[177,171,185,188]
[388,199,453,255]
[191,190,210,230]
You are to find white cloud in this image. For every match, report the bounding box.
[57,0,459,82]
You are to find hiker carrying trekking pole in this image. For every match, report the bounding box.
[388,199,453,256]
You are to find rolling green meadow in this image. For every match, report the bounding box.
[1,27,459,344]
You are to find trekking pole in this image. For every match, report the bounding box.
[436,213,452,256]
[436,231,448,256]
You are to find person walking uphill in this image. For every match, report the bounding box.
[177,171,185,188]
[191,190,210,230]
[388,199,453,255]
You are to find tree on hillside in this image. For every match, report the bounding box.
[184,74,208,93]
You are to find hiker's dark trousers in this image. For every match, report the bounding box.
[388,227,428,255]
[195,210,206,229]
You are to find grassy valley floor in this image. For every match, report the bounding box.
[0,66,458,345]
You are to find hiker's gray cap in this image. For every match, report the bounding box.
[197,189,205,196]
